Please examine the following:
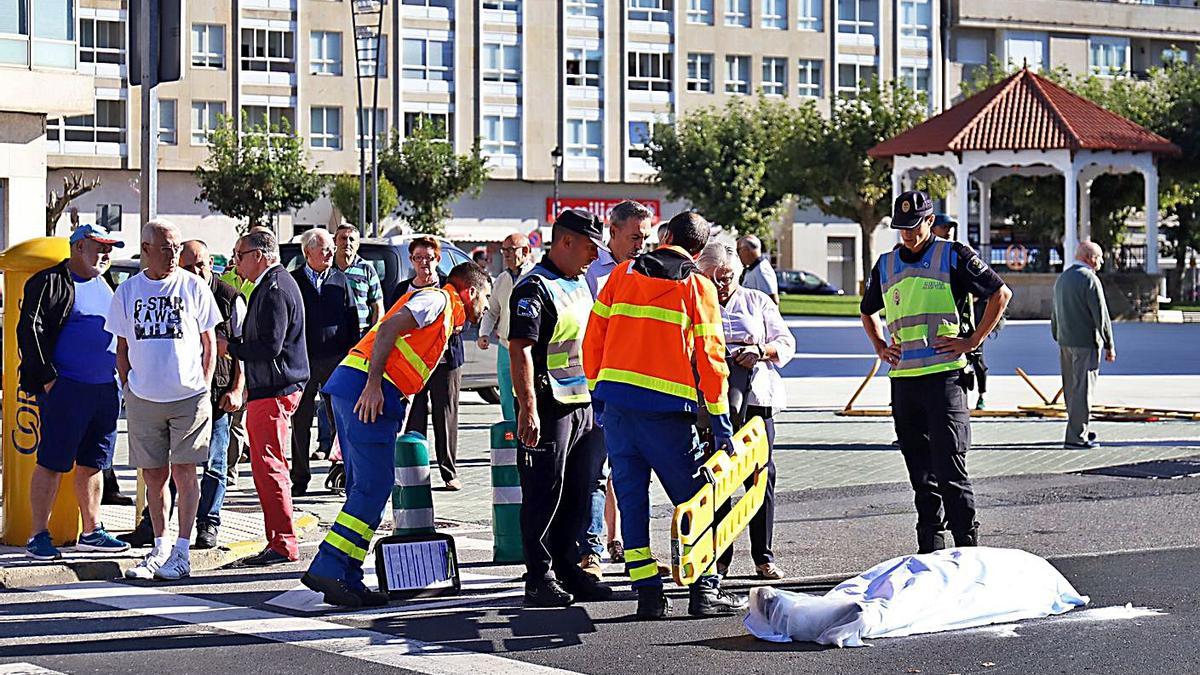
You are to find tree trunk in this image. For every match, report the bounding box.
[858,214,883,296]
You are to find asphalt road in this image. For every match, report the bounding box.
[4,466,1200,674]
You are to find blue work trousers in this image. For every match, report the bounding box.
[307,395,405,588]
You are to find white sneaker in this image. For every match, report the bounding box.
[154,547,191,581]
[126,550,168,580]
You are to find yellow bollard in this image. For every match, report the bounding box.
[0,237,81,546]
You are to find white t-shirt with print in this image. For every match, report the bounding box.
[106,269,222,403]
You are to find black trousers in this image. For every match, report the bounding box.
[717,405,777,568]
[517,401,606,583]
[404,362,461,483]
[969,351,989,395]
[290,354,342,489]
[891,371,977,537]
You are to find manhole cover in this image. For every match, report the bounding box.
[1082,459,1200,480]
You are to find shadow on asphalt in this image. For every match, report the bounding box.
[369,604,599,652]
[675,634,834,653]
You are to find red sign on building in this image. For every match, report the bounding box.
[545,198,661,225]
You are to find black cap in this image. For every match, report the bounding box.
[891,190,934,230]
[931,214,958,231]
[553,208,608,251]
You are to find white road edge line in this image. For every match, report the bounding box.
[41,582,580,675]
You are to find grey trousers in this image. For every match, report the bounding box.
[1059,346,1099,444]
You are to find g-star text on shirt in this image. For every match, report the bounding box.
[132,296,185,340]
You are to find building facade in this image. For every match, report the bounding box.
[43,1,1200,286]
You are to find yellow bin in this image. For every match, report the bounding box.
[0,237,81,546]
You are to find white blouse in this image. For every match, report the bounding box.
[719,286,796,409]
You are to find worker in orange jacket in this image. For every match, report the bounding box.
[583,211,749,619]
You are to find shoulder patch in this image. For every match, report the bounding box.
[515,296,539,319]
[967,255,988,277]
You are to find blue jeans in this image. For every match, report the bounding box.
[579,460,608,558]
[197,412,230,528]
[316,394,334,454]
[497,343,516,421]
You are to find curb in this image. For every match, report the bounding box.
[0,513,321,590]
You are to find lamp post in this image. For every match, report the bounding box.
[551,145,563,223]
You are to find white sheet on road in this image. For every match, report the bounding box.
[744,547,1089,647]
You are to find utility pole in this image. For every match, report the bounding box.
[138,0,159,229]
[352,0,387,237]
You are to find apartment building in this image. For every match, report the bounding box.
[42,1,1200,288]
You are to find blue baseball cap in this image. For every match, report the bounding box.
[932,214,958,230]
[69,224,125,248]
[891,190,934,230]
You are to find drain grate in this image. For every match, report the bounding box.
[1082,459,1200,480]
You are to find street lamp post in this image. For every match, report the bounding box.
[551,146,563,223]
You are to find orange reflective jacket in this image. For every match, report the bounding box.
[340,285,465,397]
[583,246,729,416]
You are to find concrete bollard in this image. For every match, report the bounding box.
[489,420,523,562]
[393,431,435,536]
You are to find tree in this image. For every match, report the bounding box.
[645,97,812,241]
[1154,63,1200,299]
[770,79,930,288]
[46,172,101,236]
[194,114,324,233]
[379,120,490,236]
[329,173,399,230]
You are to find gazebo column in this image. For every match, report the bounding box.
[954,166,970,245]
[1079,178,1092,242]
[978,179,992,262]
[892,168,903,205]
[1063,164,1079,266]
[1144,166,1160,274]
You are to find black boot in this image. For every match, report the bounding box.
[301,572,363,608]
[524,578,574,608]
[118,518,154,548]
[192,524,219,550]
[560,566,614,602]
[916,526,947,554]
[953,526,980,548]
[101,468,134,506]
[636,587,670,619]
[688,584,748,617]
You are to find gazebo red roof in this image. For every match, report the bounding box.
[868,68,1181,158]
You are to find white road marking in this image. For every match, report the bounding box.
[41,582,580,675]
[0,665,66,675]
[789,353,878,360]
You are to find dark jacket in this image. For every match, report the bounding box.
[396,274,465,369]
[291,266,360,361]
[208,274,243,406]
[228,265,309,401]
[16,260,75,393]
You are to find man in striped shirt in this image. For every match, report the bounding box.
[334,224,384,336]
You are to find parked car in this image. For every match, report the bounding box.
[775,269,843,296]
[280,235,501,403]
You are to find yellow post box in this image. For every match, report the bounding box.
[0,237,80,546]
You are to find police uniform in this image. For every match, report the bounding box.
[932,214,993,408]
[861,192,1006,553]
[507,210,610,606]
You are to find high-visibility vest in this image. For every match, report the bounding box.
[517,264,592,405]
[583,247,729,416]
[339,285,464,396]
[879,237,969,378]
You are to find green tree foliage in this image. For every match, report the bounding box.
[329,173,399,230]
[194,114,323,233]
[645,97,812,242]
[1154,63,1200,298]
[379,120,490,236]
[915,173,954,201]
[770,79,930,286]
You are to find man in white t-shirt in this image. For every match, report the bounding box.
[106,219,221,582]
[737,235,780,305]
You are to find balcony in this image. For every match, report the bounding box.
[953,0,1200,39]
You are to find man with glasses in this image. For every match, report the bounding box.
[106,219,222,580]
[225,229,310,566]
[397,236,466,491]
[478,232,534,422]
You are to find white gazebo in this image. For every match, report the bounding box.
[869,68,1181,271]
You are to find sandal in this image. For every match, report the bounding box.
[607,540,625,563]
[755,562,784,580]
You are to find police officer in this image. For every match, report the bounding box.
[860,192,1012,553]
[508,208,613,607]
[931,214,996,410]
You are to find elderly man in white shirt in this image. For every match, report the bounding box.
[697,242,795,580]
[737,234,780,305]
[478,232,533,421]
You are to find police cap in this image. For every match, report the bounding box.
[891,190,934,230]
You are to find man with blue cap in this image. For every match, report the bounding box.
[858,191,1013,553]
[931,214,996,411]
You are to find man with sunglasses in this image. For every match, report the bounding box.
[478,232,534,422]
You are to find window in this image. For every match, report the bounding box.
[482,42,519,83]
[50,100,125,145]
[1004,31,1046,71]
[240,28,294,73]
[1090,36,1130,77]
[356,107,388,149]
[404,111,452,137]
[0,0,28,37]
[310,31,342,75]
[482,0,520,10]
[686,52,712,93]
[242,105,296,135]
[310,107,341,149]
[32,0,74,68]
[191,24,224,69]
[482,114,520,156]
[686,0,713,25]
[191,101,225,145]
[797,0,822,31]
[899,65,930,101]
[158,99,177,145]
[97,204,122,232]
[357,34,388,77]
[899,0,931,40]
[628,120,651,157]
[403,37,452,80]
[797,59,821,98]
[762,0,786,29]
[1163,46,1190,65]
[724,0,749,27]
[724,55,749,94]
[836,62,876,97]
[80,18,123,65]
[628,0,671,23]
[566,48,602,87]
[402,0,452,7]
[566,118,602,158]
[628,52,671,92]
[761,57,786,97]
[566,0,603,18]
[837,0,877,35]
